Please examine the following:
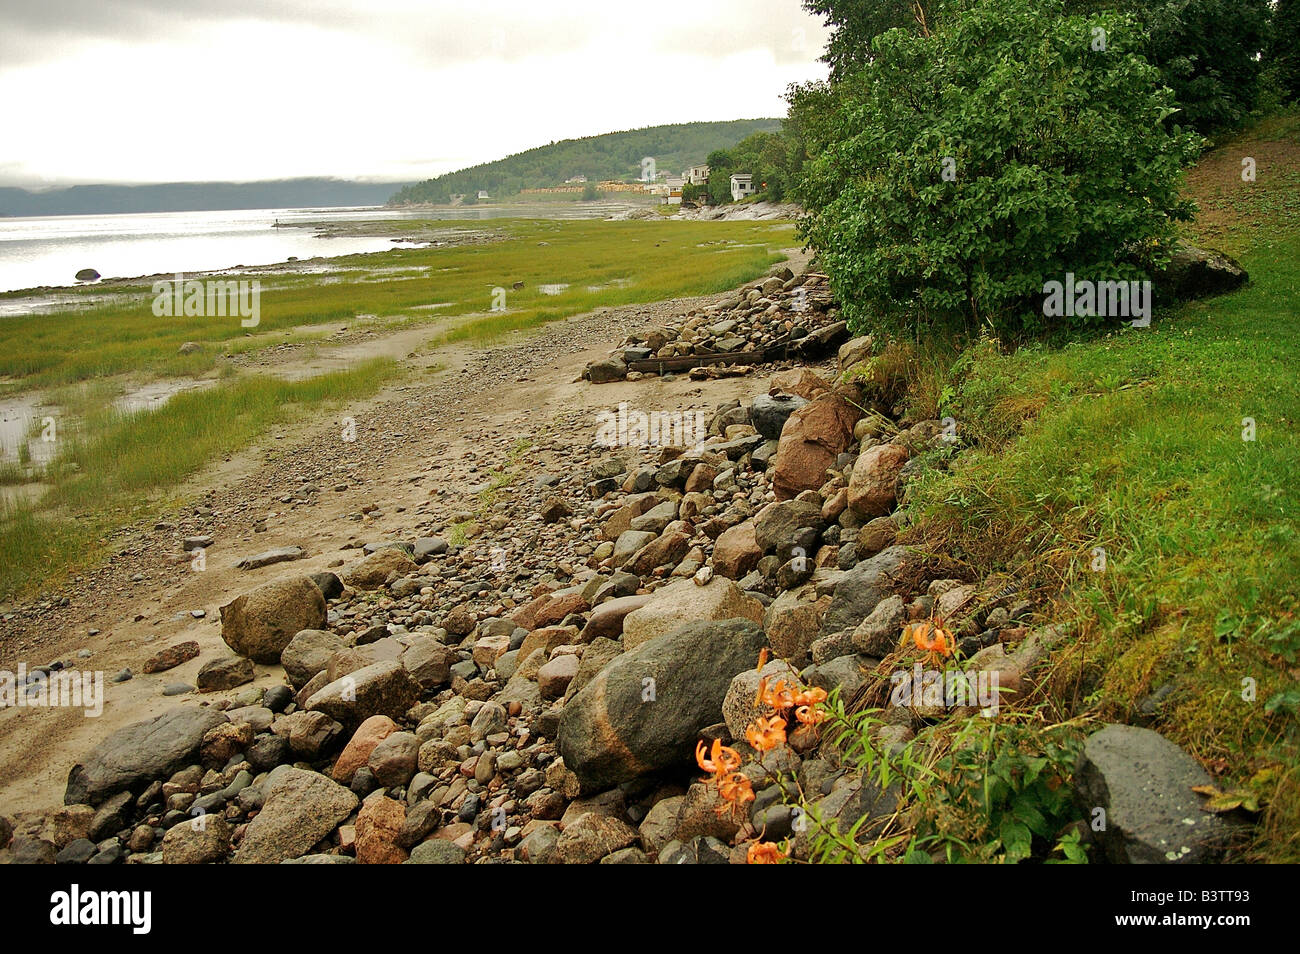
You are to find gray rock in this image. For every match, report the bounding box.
[65,706,229,806]
[161,814,231,864]
[1073,724,1232,864]
[304,660,421,730]
[281,629,347,689]
[196,655,255,692]
[405,840,467,864]
[1155,243,1248,302]
[400,636,454,690]
[236,546,306,570]
[753,499,824,553]
[219,577,327,663]
[588,357,628,383]
[751,393,809,441]
[821,546,911,635]
[234,768,358,864]
[55,838,96,864]
[309,571,344,600]
[559,618,769,792]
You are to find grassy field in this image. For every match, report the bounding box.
[0,218,791,392]
[0,217,792,600]
[887,112,1300,861]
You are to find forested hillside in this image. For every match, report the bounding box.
[387,119,781,205]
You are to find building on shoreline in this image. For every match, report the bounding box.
[685,165,709,186]
[730,174,755,202]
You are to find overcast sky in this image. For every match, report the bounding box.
[0,0,829,189]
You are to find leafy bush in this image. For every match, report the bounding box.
[811,697,1089,863]
[1273,0,1300,103]
[1139,0,1273,135]
[793,0,1203,339]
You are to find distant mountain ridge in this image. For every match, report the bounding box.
[388,119,783,206]
[0,179,405,218]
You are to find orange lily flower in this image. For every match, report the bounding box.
[695,739,742,777]
[793,686,827,708]
[911,618,954,657]
[794,704,824,726]
[747,841,786,864]
[762,679,798,712]
[745,714,787,752]
[716,771,754,810]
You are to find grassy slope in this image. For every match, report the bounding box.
[0,219,790,600]
[902,113,1300,860]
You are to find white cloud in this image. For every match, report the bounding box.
[0,0,828,187]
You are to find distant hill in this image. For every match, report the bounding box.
[0,179,406,218]
[388,119,783,206]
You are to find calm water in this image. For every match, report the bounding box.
[0,206,429,294]
[0,200,647,295]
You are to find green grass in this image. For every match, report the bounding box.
[0,359,395,598]
[0,218,791,392]
[895,114,1300,861]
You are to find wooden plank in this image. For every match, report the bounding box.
[628,348,771,374]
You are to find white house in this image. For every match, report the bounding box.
[665,175,685,191]
[684,165,710,186]
[564,175,588,184]
[730,174,756,202]
[477,190,491,200]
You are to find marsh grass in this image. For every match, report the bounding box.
[0,219,791,391]
[0,359,395,598]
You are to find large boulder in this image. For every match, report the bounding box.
[1154,243,1247,302]
[65,707,229,806]
[304,661,421,730]
[771,391,860,500]
[1073,724,1232,864]
[621,578,764,651]
[558,619,769,792]
[219,577,326,663]
[234,767,358,864]
[821,546,913,635]
[847,443,909,517]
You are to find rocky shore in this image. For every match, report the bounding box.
[0,262,1236,865]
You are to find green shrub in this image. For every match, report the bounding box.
[794,0,1203,339]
